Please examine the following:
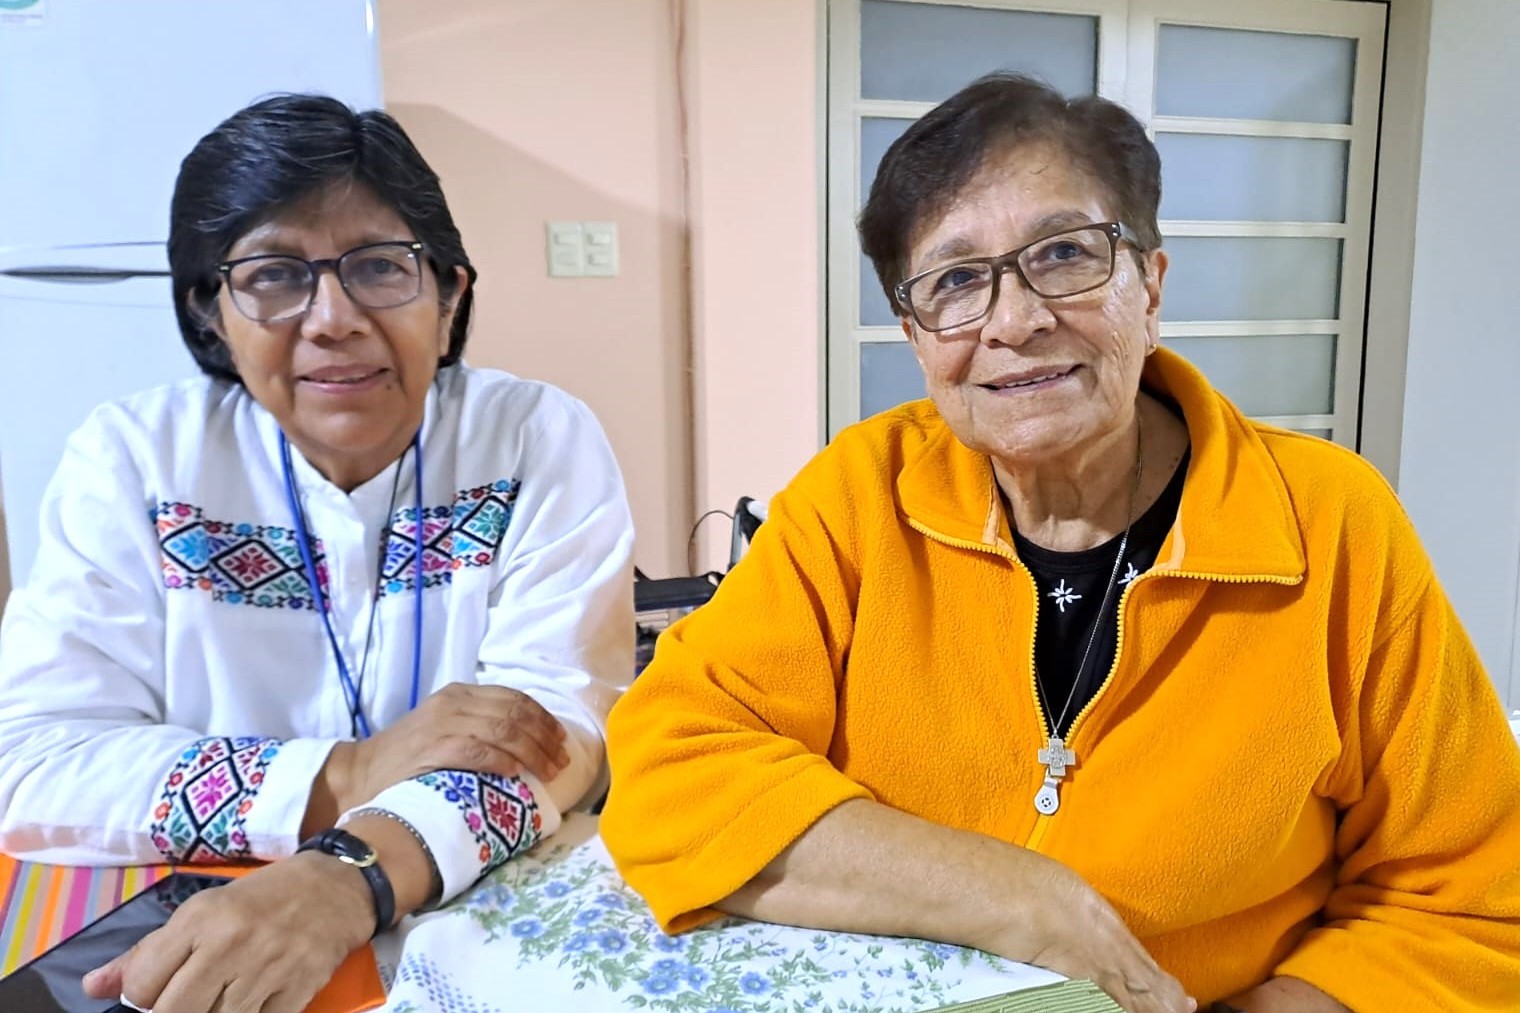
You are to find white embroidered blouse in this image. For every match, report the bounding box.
[0,363,635,903]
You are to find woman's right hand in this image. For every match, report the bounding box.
[990,856,1195,1013]
[333,682,570,809]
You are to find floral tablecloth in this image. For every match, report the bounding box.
[373,813,1061,1013]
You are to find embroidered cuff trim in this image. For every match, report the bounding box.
[149,736,282,862]
[412,770,543,874]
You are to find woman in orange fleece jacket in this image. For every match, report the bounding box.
[601,74,1520,1013]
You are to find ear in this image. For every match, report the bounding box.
[900,315,936,376]
[1141,248,1168,354]
[438,265,470,355]
[186,289,226,341]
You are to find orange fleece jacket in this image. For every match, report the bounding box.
[602,350,1520,1010]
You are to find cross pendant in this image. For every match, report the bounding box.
[1034,736,1076,815]
[1038,735,1076,779]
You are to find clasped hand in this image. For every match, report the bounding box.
[84,683,569,1012]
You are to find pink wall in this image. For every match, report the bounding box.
[378,0,691,574]
[687,0,823,571]
[377,0,823,576]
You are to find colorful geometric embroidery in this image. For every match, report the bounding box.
[149,736,282,863]
[378,480,520,599]
[414,770,543,871]
[155,479,518,608]
[155,503,327,610]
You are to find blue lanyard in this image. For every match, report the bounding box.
[279,431,426,738]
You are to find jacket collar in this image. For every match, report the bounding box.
[896,348,1306,582]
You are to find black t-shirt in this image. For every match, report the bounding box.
[1012,448,1190,737]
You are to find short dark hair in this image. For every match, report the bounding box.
[168,93,477,383]
[858,73,1162,317]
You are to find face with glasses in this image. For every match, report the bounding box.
[898,143,1167,468]
[205,183,466,490]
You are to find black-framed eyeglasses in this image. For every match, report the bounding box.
[893,222,1142,333]
[217,241,427,323]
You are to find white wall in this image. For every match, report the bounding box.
[1399,0,1520,715]
[0,468,9,618]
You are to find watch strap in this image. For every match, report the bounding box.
[297,827,395,938]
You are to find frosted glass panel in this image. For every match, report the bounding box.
[861,117,913,205]
[860,342,926,417]
[861,1,1097,102]
[1166,335,1335,416]
[1156,25,1356,123]
[1295,429,1333,439]
[1157,133,1348,222]
[1162,237,1342,320]
[860,251,899,326]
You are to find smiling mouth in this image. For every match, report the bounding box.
[301,368,387,385]
[978,366,1077,390]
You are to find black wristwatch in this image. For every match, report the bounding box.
[297,828,395,938]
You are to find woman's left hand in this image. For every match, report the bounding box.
[81,853,373,1013]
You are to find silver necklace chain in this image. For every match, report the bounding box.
[1035,415,1145,738]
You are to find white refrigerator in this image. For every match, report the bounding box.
[0,0,383,596]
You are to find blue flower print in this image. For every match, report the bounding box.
[927,942,959,960]
[593,891,627,908]
[573,908,603,927]
[473,883,515,909]
[598,930,629,954]
[563,931,593,953]
[653,933,687,952]
[543,880,571,898]
[652,958,686,975]
[640,973,680,996]
[509,918,544,939]
[684,966,711,989]
[740,972,772,996]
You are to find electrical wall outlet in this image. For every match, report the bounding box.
[546,221,585,277]
[583,221,619,277]
[546,220,618,278]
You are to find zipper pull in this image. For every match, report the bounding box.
[1034,776,1061,815]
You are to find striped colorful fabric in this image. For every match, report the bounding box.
[927,979,1125,1012]
[0,855,172,976]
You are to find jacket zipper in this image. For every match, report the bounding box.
[908,517,1301,852]
[1031,566,1300,850]
[907,518,1054,849]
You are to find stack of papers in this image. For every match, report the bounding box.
[925,979,1125,1012]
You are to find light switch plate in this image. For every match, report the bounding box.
[546,221,585,277]
[582,221,619,277]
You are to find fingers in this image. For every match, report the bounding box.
[1102,955,1193,1013]
[362,685,573,790]
[81,951,127,998]
[113,929,204,1013]
[259,991,314,1013]
[468,688,568,758]
[438,686,570,780]
[470,708,568,779]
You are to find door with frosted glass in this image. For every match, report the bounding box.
[1128,0,1386,445]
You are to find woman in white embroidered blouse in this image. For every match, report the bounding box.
[0,94,635,1012]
